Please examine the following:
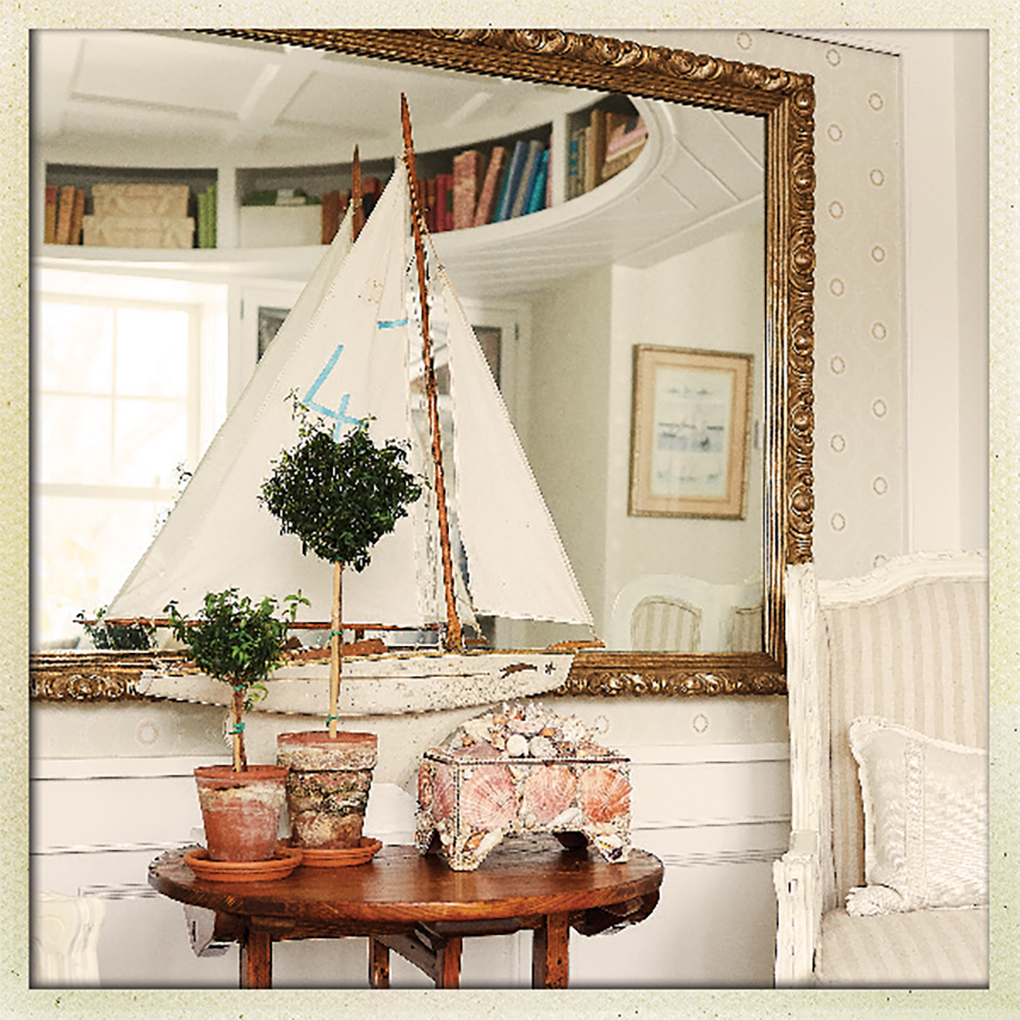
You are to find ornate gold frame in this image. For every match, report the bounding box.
[30,28,814,704]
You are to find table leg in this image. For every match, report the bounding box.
[435,935,462,989]
[369,937,391,988]
[239,929,273,989]
[532,912,570,988]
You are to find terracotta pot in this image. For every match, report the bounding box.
[193,764,289,862]
[276,731,378,850]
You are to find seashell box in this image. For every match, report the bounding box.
[415,701,631,871]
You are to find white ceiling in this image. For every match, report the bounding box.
[33,29,765,298]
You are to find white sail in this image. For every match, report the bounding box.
[440,272,593,626]
[109,168,439,627]
[108,161,592,639]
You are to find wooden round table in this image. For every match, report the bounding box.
[148,835,663,988]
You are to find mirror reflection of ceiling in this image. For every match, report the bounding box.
[33,29,764,299]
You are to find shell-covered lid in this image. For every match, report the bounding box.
[423,700,626,764]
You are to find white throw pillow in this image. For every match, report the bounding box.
[846,716,987,916]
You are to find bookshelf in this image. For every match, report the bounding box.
[40,95,646,259]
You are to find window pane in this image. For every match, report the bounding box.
[116,307,190,398]
[113,398,188,488]
[33,494,171,647]
[38,302,114,394]
[36,393,113,485]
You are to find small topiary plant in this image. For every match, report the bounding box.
[165,588,307,771]
[258,411,423,570]
[258,405,423,735]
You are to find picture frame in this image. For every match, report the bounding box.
[629,345,754,519]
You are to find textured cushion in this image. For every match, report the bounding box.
[817,905,988,988]
[847,717,987,915]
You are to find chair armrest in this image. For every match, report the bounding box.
[773,829,821,987]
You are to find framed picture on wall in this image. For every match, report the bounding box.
[629,345,753,519]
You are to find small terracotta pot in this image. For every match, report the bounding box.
[277,731,378,850]
[194,764,289,862]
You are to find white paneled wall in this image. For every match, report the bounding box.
[32,705,789,989]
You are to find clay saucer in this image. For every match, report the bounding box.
[291,836,383,868]
[184,844,303,882]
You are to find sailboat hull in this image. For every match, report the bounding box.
[137,649,575,716]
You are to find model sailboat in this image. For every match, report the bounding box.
[106,98,596,717]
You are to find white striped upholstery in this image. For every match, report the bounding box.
[630,596,700,651]
[728,604,763,652]
[817,905,988,987]
[822,574,988,908]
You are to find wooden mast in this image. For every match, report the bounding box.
[328,146,363,740]
[400,93,463,652]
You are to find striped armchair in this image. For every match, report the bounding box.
[774,552,988,987]
[610,574,762,653]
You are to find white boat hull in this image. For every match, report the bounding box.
[136,649,574,716]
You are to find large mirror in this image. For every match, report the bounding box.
[30,28,814,701]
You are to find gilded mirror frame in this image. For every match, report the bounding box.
[29,28,814,704]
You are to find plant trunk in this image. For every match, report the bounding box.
[329,561,343,738]
[232,685,247,771]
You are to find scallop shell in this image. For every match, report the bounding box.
[578,767,631,823]
[460,764,518,830]
[429,763,456,820]
[522,765,577,825]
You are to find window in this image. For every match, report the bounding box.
[33,271,227,647]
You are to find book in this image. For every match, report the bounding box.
[495,139,529,222]
[601,144,645,183]
[54,185,77,244]
[321,189,341,244]
[584,108,607,194]
[605,112,647,157]
[197,184,218,248]
[452,149,483,230]
[510,140,543,219]
[473,145,507,226]
[525,149,550,215]
[434,173,452,232]
[44,185,58,244]
[69,188,85,244]
[566,131,581,200]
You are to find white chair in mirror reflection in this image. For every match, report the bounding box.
[773,551,988,988]
[610,574,763,653]
[31,891,106,988]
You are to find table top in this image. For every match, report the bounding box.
[148,836,663,928]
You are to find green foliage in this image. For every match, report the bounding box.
[75,607,154,651]
[259,412,423,570]
[164,588,307,696]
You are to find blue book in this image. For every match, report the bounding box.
[510,140,542,218]
[525,149,549,215]
[495,140,528,222]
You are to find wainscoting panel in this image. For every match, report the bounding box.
[31,742,790,988]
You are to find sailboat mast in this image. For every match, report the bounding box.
[400,94,463,652]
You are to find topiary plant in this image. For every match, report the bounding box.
[165,588,307,771]
[258,406,423,736]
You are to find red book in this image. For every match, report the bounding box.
[435,173,453,232]
[452,149,483,230]
[472,145,507,226]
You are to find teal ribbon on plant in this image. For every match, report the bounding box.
[330,629,343,637]
[231,721,245,734]
[326,714,341,725]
